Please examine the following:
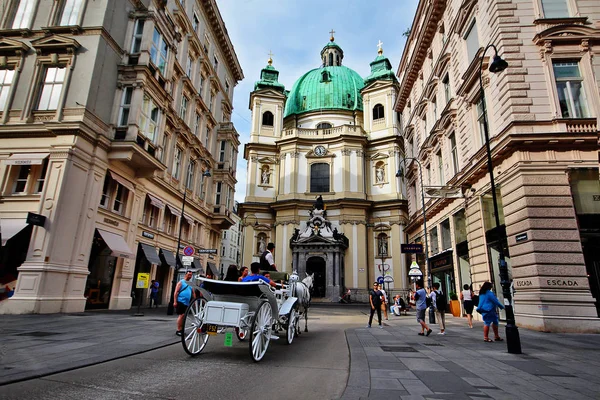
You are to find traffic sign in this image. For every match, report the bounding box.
[408,261,423,276]
[183,246,194,256]
[182,256,194,266]
[383,275,394,283]
[377,276,384,285]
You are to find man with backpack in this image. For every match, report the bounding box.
[260,242,277,271]
[430,282,447,335]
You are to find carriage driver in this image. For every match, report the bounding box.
[242,262,278,288]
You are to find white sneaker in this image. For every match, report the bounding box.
[379,325,383,329]
[366,325,371,328]
[437,332,446,335]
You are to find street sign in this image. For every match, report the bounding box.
[377,276,384,285]
[182,256,194,266]
[136,273,150,288]
[401,243,423,254]
[408,261,423,277]
[183,246,194,256]
[197,249,217,254]
[383,275,394,283]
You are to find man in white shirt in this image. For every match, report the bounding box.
[260,242,277,271]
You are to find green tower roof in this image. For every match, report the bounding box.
[364,52,397,87]
[253,61,285,93]
[283,66,364,117]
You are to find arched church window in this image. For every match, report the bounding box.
[377,233,389,257]
[373,103,384,120]
[262,111,274,126]
[316,122,332,129]
[336,55,340,66]
[328,53,333,66]
[310,163,330,193]
[321,70,330,82]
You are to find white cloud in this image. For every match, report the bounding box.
[217,0,419,203]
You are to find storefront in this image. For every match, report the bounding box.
[85,229,134,309]
[0,219,33,293]
[133,243,162,307]
[429,250,455,299]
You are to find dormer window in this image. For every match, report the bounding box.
[321,70,330,82]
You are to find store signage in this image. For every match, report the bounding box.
[431,253,453,269]
[103,217,119,227]
[142,231,154,239]
[515,232,528,243]
[401,243,423,254]
[136,273,150,289]
[26,212,46,227]
[197,249,217,254]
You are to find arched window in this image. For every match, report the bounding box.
[321,70,329,82]
[336,55,340,66]
[310,163,330,193]
[316,122,332,129]
[262,111,274,126]
[373,103,384,120]
[328,53,333,66]
[377,233,389,257]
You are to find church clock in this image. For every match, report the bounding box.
[314,145,326,156]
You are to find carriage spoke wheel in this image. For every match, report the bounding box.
[249,301,272,362]
[286,308,299,345]
[182,298,209,356]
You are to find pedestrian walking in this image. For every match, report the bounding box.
[414,280,432,336]
[174,270,196,336]
[148,280,159,308]
[431,282,446,335]
[477,281,504,342]
[379,285,389,320]
[460,284,474,328]
[367,282,384,329]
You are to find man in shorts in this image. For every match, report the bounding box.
[174,270,196,336]
[414,280,432,336]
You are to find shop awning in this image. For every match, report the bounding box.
[96,229,134,259]
[192,258,205,275]
[207,262,219,278]
[139,243,161,265]
[1,219,29,246]
[160,248,177,268]
[109,171,135,192]
[183,213,194,225]
[147,194,165,209]
[5,153,50,165]
[167,204,181,217]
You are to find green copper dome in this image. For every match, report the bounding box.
[283,66,364,117]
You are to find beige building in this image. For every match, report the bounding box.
[0,0,242,313]
[395,0,600,332]
[240,36,409,301]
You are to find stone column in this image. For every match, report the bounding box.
[326,251,334,300]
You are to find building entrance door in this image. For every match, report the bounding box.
[85,232,117,309]
[306,256,326,298]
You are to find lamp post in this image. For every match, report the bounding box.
[167,165,211,316]
[478,44,521,354]
[241,213,258,268]
[374,216,391,306]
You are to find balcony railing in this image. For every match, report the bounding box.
[282,124,365,138]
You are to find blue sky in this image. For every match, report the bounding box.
[217,0,420,203]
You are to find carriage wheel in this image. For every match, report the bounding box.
[181,298,209,356]
[235,327,248,341]
[249,301,272,362]
[286,308,299,345]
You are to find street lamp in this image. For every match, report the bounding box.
[478,44,521,354]
[374,216,391,304]
[241,213,258,268]
[167,164,211,316]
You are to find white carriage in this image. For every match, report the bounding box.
[181,278,299,362]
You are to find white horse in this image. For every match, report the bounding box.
[290,271,313,333]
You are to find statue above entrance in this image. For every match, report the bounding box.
[299,195,334,239]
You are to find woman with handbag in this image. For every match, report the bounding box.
[477,281,505,342]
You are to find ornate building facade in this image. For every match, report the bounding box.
[395,0,600,332]
[0,0,242,313]
[240,36,409,301]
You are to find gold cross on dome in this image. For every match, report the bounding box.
[329,29,335,41]
[377,40,384,54]
[267,50,274,65]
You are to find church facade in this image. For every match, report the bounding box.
[240,36,409,301]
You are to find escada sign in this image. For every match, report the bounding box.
[547,279,579,287]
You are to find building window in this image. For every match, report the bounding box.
[118,87,133,127]
[205,126,210,147]
[443,74,451,104]
[11,0,35,29]
[99,173,129,216]
[139,94,159,141]
[35,158,49,193]
[180,96,188,120]
[441,219,452,250]
[172,147,182,179]
[219,140,226,162]
[142,198,160,228]
[430,226,439,254]
[377,233,389,257]
[150,28,168,75]
[225,81,230,97]
[113,183,126,214]
[37,67,66,111]
[310,163,330,193]
[186,160,195,189]
[199,170,207,199]
[215,182,222,205]
[464,20,480,62]
[226,186,231,209]
[59,0,84,26]
[0,69,15,112]
[262,111,274,126]
[131,19,144,53]
[437,151,444,185]
[541,0,569,18]
[192,13,199,33]
[431,97,437,122]
[450,133,459,175]
[213,56,219,72]
[166,209,176,235]
[13,165,31,193]
[316,122,332,129]
[476,97,486,146]
[373,103,384,120]
[194,112,201,137]
[553,61,589,118]
[186,55,193,77]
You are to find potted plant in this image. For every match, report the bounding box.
[448,291,460,317]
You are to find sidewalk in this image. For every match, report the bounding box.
[341,311,600,400]
[0,307,179,386]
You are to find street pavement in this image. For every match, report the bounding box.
[1,304,599,399]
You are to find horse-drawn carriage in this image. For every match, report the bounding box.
[181,272,312,362]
